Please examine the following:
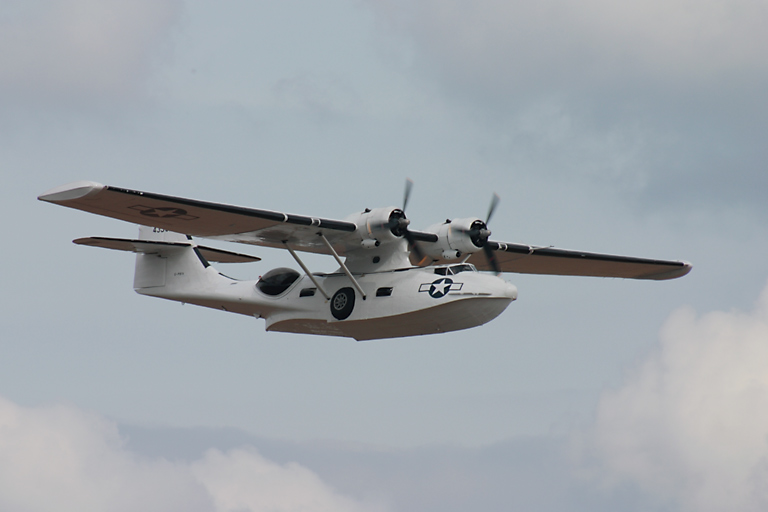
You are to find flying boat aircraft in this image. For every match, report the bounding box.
[39,180,691,340]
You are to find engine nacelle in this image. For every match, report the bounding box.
[346,207,409,246]
[422,217,490,260]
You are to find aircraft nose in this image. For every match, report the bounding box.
[505,282,518,301]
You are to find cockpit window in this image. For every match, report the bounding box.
[256,267,301,296]
[434,264,476,276]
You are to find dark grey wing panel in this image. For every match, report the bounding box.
[467,242,692,280]
[73,237,261,263]
[196,246,261,263]
[40,181,357,255]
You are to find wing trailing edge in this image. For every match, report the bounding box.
[468,242,691,280]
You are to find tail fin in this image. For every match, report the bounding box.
[134,226,211,290]
[74,226,260,291]
[73,227,264,313]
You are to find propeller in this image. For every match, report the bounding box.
[482,193,501,275]
[460,194,496,246]
[387,178,427,263]
[460,193,501,275]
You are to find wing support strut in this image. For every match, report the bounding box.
[317,233,367,300]
[283,241,331,300]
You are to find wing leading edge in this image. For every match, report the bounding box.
[467,242,691,280]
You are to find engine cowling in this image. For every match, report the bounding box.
[422,217,490,260]
[346,207,410,247]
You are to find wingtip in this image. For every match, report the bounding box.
[38,181,105,203]
[650,261,693,280]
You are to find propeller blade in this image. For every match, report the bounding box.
[405,230,427,264]
[403,178,414,212]
[396,178,430,265]
[486,193,500,225]
[483,243,501,275]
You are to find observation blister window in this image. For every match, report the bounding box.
[256,268,301,296]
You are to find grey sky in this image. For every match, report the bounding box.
[2,1,767,510]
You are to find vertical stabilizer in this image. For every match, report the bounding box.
[133,226,215,293]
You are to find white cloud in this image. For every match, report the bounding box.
[590,282,768,511]
[0,396,380,512]
[0,0,182,98]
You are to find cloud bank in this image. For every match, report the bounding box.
[4,284,768,511]
[591,282,768,511]
[0,396,378,512]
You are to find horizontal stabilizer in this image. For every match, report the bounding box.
[74,237,261,263]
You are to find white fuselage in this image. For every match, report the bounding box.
[137,253,517,340]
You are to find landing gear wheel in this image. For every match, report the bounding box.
[331,287,355,320]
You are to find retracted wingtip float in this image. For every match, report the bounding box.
[39,180,691,340]
[38,180,106,202]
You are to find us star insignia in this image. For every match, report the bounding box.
[419,277,463,298]
[129,205,199,221]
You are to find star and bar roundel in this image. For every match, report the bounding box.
[129,204,199,221]
[419,277,463,298]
